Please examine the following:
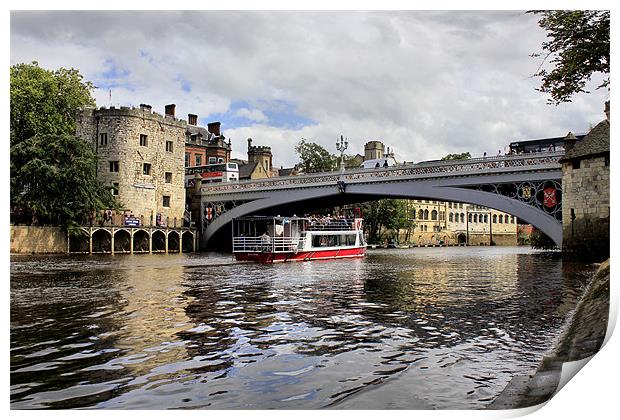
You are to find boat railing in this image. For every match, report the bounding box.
[305,219,356,231]
[233,236,300,253]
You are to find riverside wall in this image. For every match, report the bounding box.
[488,259,610,409]
[10,226,67,254]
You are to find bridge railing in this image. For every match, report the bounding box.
[203,151,564,195]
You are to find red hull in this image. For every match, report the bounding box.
[234,247,366,263]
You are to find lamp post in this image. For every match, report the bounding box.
[336,135,348,172]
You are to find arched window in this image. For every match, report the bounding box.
[460,213,465,223]
[511,215,515,223]
[484,214,488,223]
[499,215,504,223]
[449,213,453,222]
[423,209,429,220]
[431,210,438,221]
[468,213,472,223]
[493,214,497,223]
[418,209,424,220]
[473,214,478,223]
[411,209,416,219]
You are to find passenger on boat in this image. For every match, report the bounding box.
[261,232,271,251]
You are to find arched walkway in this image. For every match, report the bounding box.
[457,233,467,245]
[182,231,194,252]
[133,229,150,253]
[152,230,166,252]
[92,229,112,253]
[69,229,89,253]
[168,231,180,253]
[114,229,131,253]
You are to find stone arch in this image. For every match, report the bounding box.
[152,230,166,252]
[182,231,194,252]
[92,228,112,253]
[168,231,180,253]
[114,229,131,253]
[457,233,467,244]
[133,229,150,253]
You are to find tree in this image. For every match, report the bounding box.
[295,139,338,173]
[529,227,558,250]
[10,61,95,146]
[361,199,412,244]
[11,134,120,229]
[529,11,610,105]
[441,152,471,160]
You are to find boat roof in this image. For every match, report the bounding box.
[233,215,311,222]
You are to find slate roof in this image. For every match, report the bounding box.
[563,119,610,161]
[238,162,258,179]
[278,167,297,176]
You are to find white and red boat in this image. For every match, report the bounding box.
[232,215,367,263]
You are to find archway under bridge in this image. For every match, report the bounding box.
[203,180,563,250]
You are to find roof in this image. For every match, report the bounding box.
[278,167,296,176]
[563,119,610,161]
[238,162,258,179]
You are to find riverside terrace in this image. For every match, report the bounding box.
[198,151,565,249]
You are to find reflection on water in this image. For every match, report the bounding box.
[10,248,594,409]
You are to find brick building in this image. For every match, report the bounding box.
[184,119,232,168]
[76,104,186,226]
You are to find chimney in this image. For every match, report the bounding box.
[605,100,610,122]
[564,132,578,153]
[140,104,152,113]
[247,138,253,150]
[207,121,221,136]
[188,114,198,125]
[164,104,176,118]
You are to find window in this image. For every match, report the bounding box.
[166,140,174,152]
[473,214,478,223]
[511,216,515,224]
[143,163,151,175]
[185,153,190,167]
[468,214,472,223]
[195,155,202,166]
[431,210,438,221]
[218,157,224,163]
[111,182,119,196]
[573,159,580,169]
[165,172,172,183]
[499,215,504,224]
[484,214,488,223]
[449,213,453,222]
[418,209,424,220]
[423,209,429,220]
[605,155,610,166]
[460,213,464,223]
[109,161,119,172]
[163,195,171,207]
[140,134,148,146]
[493,214,497,223]
[99,133,108,146]
[208,156,217,164]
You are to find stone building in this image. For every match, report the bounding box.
[232,138,274,180]
[76,104,186,226]
[184,120,232,168]
[560,103,610,261]
[397,200,518,246]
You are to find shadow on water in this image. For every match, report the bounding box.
[10,248,595,409]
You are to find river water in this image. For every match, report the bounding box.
[10,247,595,409]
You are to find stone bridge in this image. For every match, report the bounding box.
[199,151,564,248]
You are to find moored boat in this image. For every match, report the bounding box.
[232,214,366,263]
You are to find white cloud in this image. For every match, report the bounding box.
[10,10,609,166]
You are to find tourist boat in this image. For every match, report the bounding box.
[232,214,367,263]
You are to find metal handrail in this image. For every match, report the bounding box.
[233,236,300,253]
[203,151,564,195]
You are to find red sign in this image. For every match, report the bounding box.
[202,172,223,178]
[206,207,213,220]
[543,188,557,208]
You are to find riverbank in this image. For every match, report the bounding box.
[487,258,610,410]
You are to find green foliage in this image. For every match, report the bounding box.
[529,10,610,105]
[441,152,471,160]
[295,139,338,173]
[361,199,414,243]
[10,61,95,146]
[529,227,557,250]
[11,134,120,228]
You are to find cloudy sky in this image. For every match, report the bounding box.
[10,10,609,167]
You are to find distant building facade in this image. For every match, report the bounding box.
[76,104,187,225]
[184,120,232,168]
[397,200,518,246]
[561,102,610,261]
[233,138,274,180]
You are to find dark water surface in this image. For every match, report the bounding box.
[10,247,595,409]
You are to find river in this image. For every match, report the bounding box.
[10,247,595,409]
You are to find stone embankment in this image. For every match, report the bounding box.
[488,259,610,409]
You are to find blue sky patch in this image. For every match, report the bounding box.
[205,99,316,130]
[92,59,135,91]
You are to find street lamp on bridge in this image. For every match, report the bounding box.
[336,135,348,172]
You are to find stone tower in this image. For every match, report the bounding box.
[364,141,385,161]
[75,104,186,225]
[247,138,273,176]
